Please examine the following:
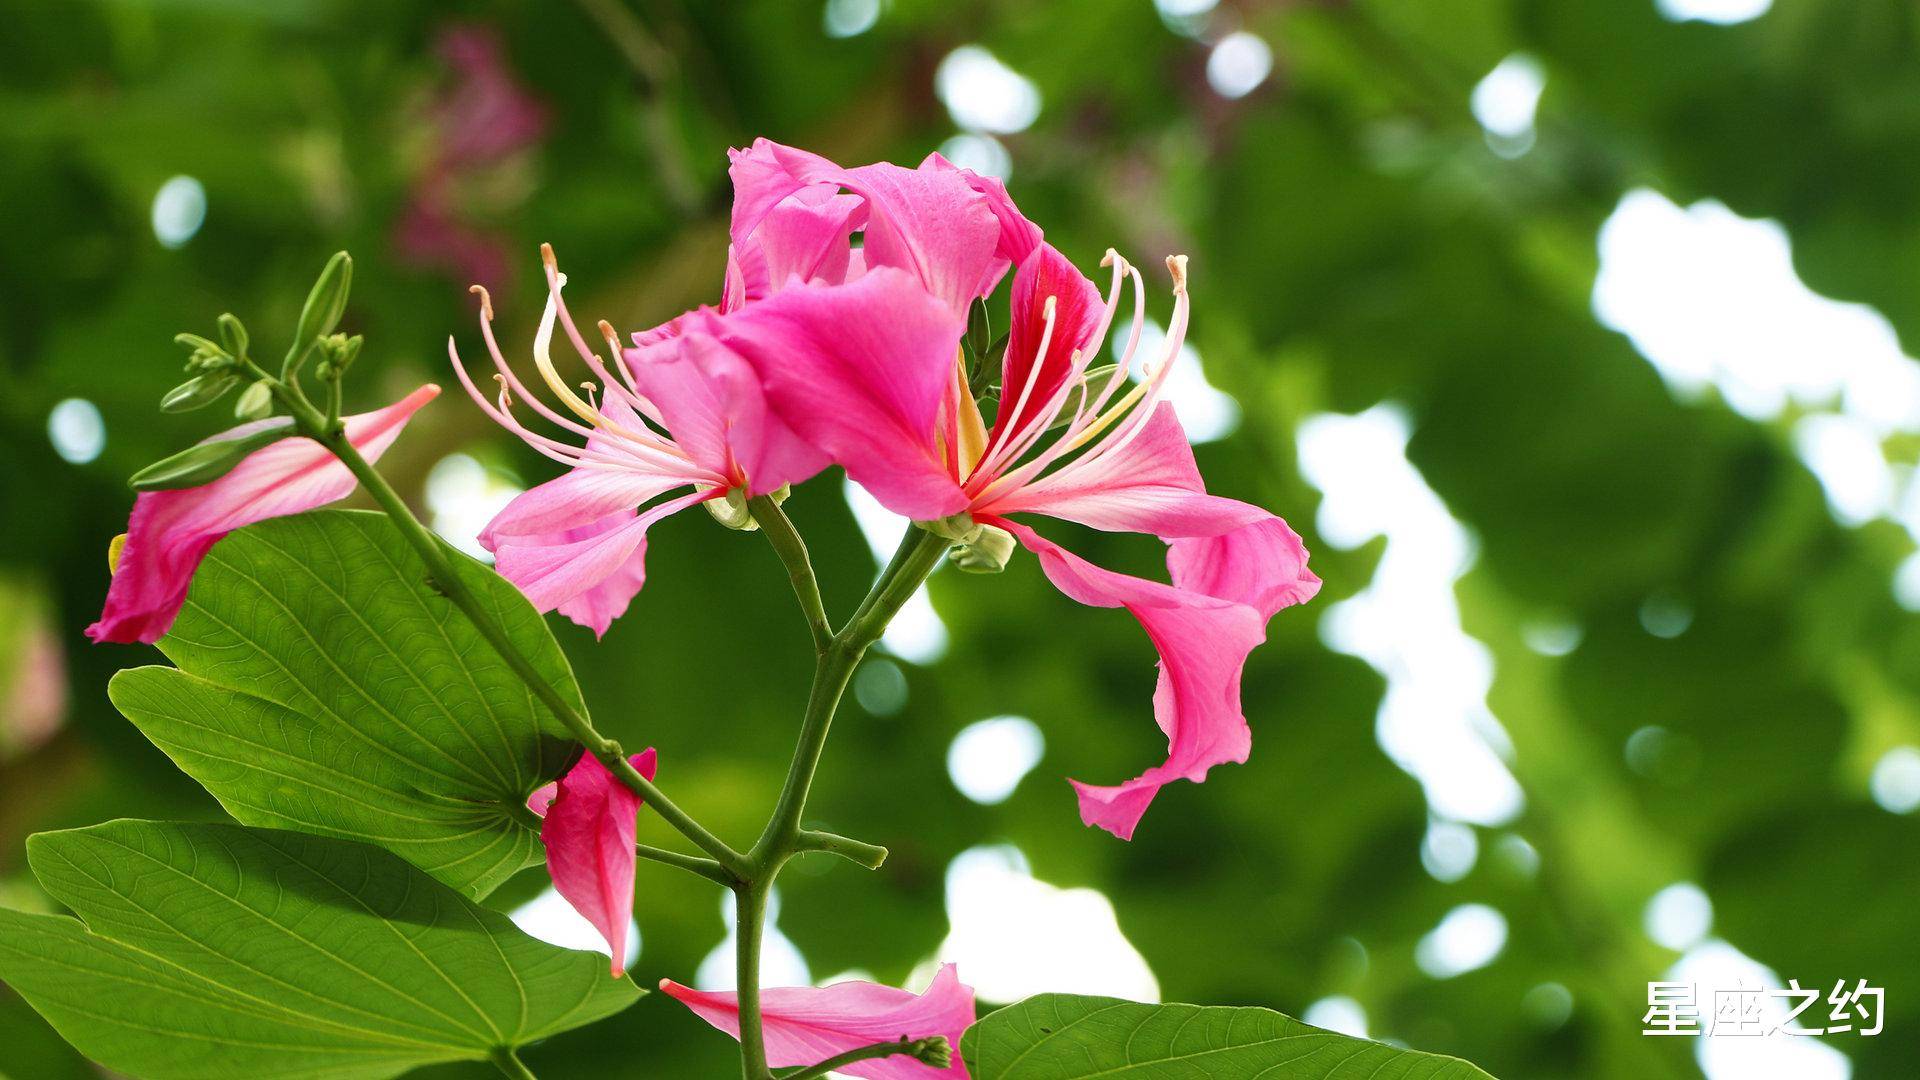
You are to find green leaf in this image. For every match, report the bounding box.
[108,510,580,898]
[128,423,293,491]
[961,995,1495,1079]
[0,820,640,1080]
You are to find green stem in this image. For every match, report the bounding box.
[748,495,830,654]
[776,1037,950,1080]
[729,527,950,1079]
[490,1046,539,1080]
[273,382,752,882]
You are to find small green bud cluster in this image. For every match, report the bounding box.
[918,512,1016,573]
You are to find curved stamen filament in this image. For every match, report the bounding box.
[976,294,1057,473]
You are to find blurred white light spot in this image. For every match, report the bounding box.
[936,46,1041,135]
[1644,882,1714,950]
[151,175,207,249]
[1416,903,1508,979]
[1521,617,1583,656]
[1870,745,1920,814]
[854,658,908,716]
[1638,595,1693,638]
[1669,941,1851,1080]
[426,453,523,560]
[697,889,810,991]
[1522,982,1574,1028]
[936,845,1158,1003]
[822,0,880,38]
[1302,995,1367,1038]
[510,886,639,971]
[844,477,949,663]
[47,398,105,465]
[1471,53,1545,157]
[1299,404,1525,826]
[1206,32,1272,100]
[1155,0,1217,36]
[1656,0,1772,25]
[947,716,1045,805]
[938,133,1012,181]
[1114,319,1240,443]
[1794,414,1893,526]
[1420,820,1479,883]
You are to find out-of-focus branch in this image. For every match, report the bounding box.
[572,0,701,215]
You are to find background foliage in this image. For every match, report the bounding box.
[2,1,1916,1077]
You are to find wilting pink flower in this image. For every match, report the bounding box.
[707,222,1318,837]
[451,248,827,636]
[86,385,440,645]
[526,748,656,977]
[661,963,974,1079]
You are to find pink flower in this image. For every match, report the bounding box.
[450,248,826,636]
[661,964,974,1079]
[526,748,656,978]
[710,237,1319,839]
[86,385,441,645]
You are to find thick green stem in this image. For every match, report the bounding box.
[777,1037,950,1080]
[274,385,752,881]
[728,527,950,1079]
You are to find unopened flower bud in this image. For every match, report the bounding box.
[703,488,759,531]
[949,523,1015,573]
[216,313,249,361]
[233,379,274,421]
[160,372,240,413]
[919,512,983,543]
[908,1036,953,1069]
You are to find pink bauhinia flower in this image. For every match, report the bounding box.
[450,246,827,637]
[86,385,440,645]
[526,747,657,977]
[706,237,1319,839]
[661,963,974,1079]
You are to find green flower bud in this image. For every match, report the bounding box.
[908,1036,953,1069]
[285,251,352,375]
[129,424,293,491]
[233,379,275,421]
[919,512,983,543]
[216,313,250,362]
[160,372,240,412]
[948,523,1016,573]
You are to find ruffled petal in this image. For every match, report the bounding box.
[1170,516,1322,622]
[724,190,866,311]
[728,139,1003,318]
[623,329,831,496]
[86,385,440,644]
[923,151,1043,287]
[479,467,687,551]
[532,748,656,977]
[661,963,974,1079]
[980,404,1268,539]
[713,268,969,520]
[490,490,709,619]
[984,517,1269,841]
[990,244,1109,447]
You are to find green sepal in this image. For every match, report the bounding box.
[232,379,274,421]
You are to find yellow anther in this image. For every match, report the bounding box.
[469,284,494,320]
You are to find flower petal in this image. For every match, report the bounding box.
[624,330,831,496]
[490,489,709,619]
[990,244,1108,447]
[661,963,974,1079]
[714,268,970,520]
[983,517,1269,841]
[724,190,866,311]
[86,385,440,644]
[728,139,1004,317]
[537,748,656,977]
[1170,516,1322,621]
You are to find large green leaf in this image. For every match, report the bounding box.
[961,995,1495,1079]
[108,509,579,899]
[0,820,640,1080]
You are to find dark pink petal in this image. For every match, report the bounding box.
[923,151,1043,286]
[1170,516,1322,622]
[537,748,656,977]
[723,191,866,311]
[86,385,440,644]
[713,269,970,520]
[991,244,1108,447]
[490,490,710,620]
[623,330,831,496]
[661,963,974,1079]
[984,517,1269,841]
[980,404,1267,539]
[727,139,1002,318]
